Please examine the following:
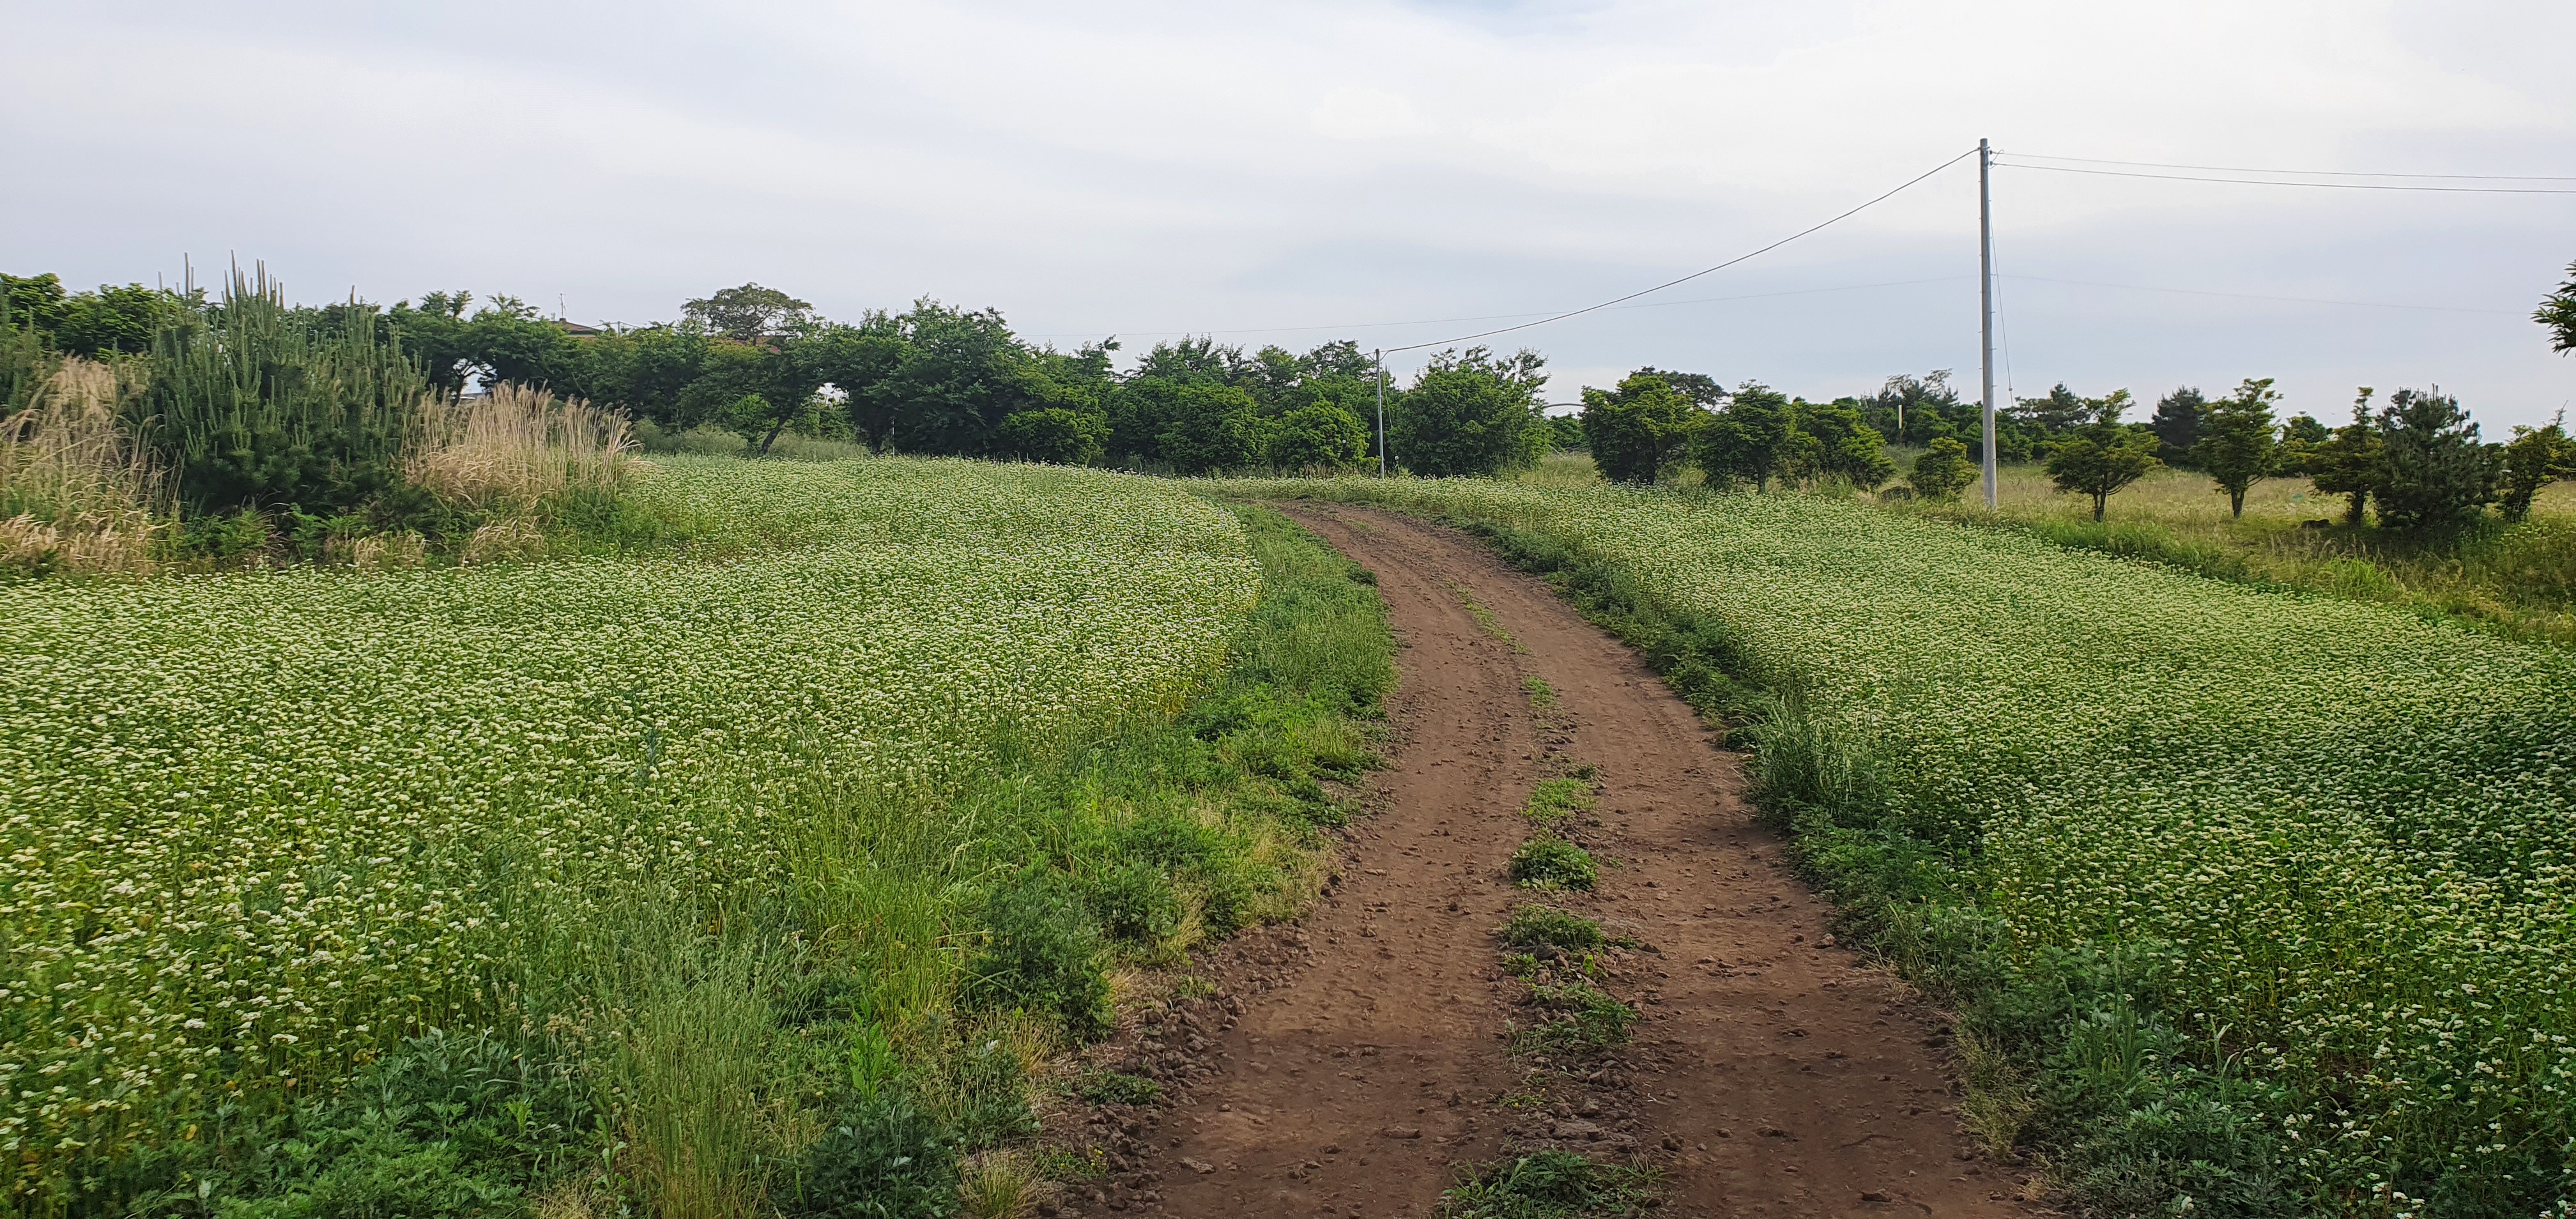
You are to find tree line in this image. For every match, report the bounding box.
[10,261,2573,530]
[0,274,1574,479]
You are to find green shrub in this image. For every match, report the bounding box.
[1518,981,1637,1050]
[1499,905,1604,952]
[212,1029,598,1216]
[1071,1070,1162,1107]
[1078,859,1181,947]
[793,1092,958,1219]
[962,870,1110,1038]
[1438,1149,1657,1218]
[1508,835,1597,891]
[1522,776,1595,824]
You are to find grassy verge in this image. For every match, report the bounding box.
[60,500,1392,1218]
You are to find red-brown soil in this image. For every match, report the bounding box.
[1066,505,2036,1218]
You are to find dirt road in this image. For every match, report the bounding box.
[1116,505,2029,1218]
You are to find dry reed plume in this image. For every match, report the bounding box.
[409,382,634,512]
[0,359,165,574]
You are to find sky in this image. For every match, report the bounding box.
[7,0,2574,425]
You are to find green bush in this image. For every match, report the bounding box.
[1438,1149,1656,1218]
[1508,835,1597,891]
[1499,904,1604,951]
[1522,776,1595,824]
[961,870,1111,1038]
[206,1029,597,1217]
[1078,859,1182,947]
[1519,981,1637,1050]
[793,1092,958,1219]
[1072,1070,1162,1107]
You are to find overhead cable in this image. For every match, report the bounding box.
[2003,273,2524,315]
[1023,276,1969,342]
[1379,146,1982,353]
[1999,151,2576,183]
[1993,160,2576,195]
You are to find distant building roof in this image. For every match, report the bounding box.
[554,320,605,337]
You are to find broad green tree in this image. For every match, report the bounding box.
[2539,261,2576,353]
[2373,388,2496,529]
[795,317,910,452]
[2044,422,2163,521]
[1692,382,1795,490]
[1267,402,1368,471]
[1,273,191,358]
[2497,413,2575,522]
[1581,373,1705,485]
[682,283,815,342]
[1791,397,1896,491]
[997,407,1108,465]
[386,291,586,395]
[1387,346,1549,478]
[1156,382,1271,473]
[2193,378,2281,518]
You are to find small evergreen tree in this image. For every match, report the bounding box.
[2306,390,2383,525]
[2372,387,2497,530]
[2274,412,2329,477]
[2043,422,2163,521]
[2149,387,2205,467]
[2192,378,2281,519]
[1908,437,1977,502]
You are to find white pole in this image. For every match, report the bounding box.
[1979,137,1998,510]
[1376,348,1388,477]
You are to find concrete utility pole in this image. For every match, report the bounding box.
[1375,348,1388,477]
[1979,137,1998,510]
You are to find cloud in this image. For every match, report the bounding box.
[3,0,2570,422]
[1310,87,1438,141]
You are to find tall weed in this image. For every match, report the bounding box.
[410,383,634,512]
[0,358,164,574]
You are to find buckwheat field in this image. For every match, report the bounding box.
[1,458,1261,1204]
[1242,476,2575,1216]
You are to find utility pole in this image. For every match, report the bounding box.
[1375,348,1388,477]
[1979,137,1998,510]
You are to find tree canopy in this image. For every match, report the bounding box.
[2539,261,2576,354]
[1581,372,1705,485]
[2044,421,2163,521]
[2192,378,2281,518]
[1387,346,1549,478]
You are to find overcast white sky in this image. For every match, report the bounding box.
[7,0,2573,424]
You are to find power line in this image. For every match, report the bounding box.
[2002,273,2524,315]
[1022,275,1970,342]
[1381,146,1982,353]
[1993,160,2576,195]
[2000,151,2576,183]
